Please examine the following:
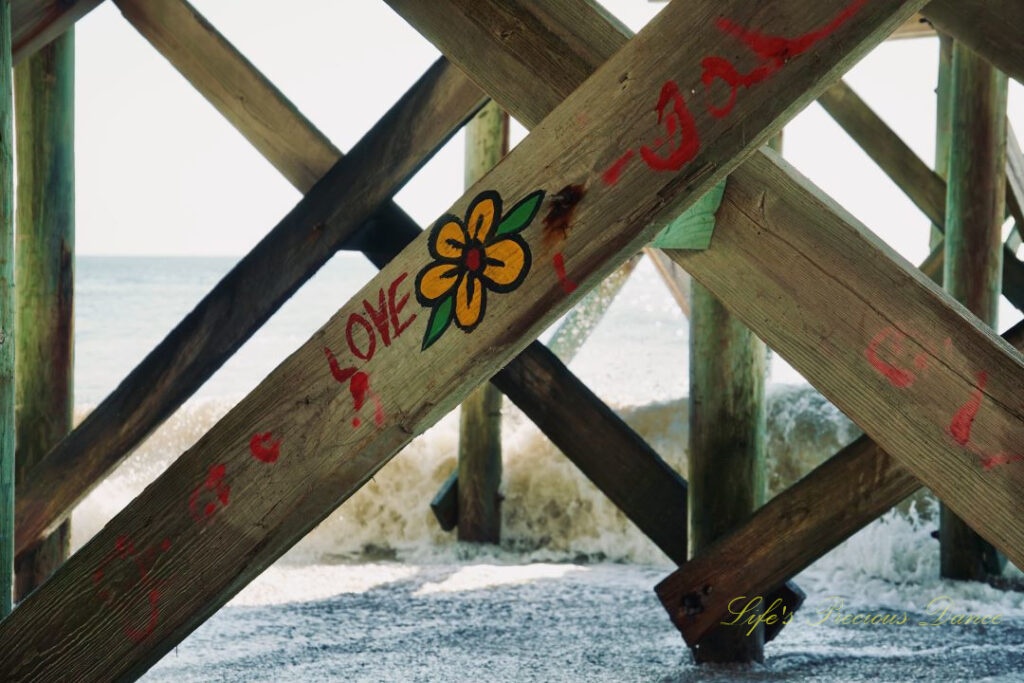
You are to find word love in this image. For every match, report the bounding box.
[602,0,865,187]
[325,272,416,427]
[864,326,1022,470]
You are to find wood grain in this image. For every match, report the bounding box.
[13,51,487,557]
[656,319,1024,645]
[0,0,15,620]
[939,42,1008,580]
[923,0,1024,85]
[13,29,74,598]
[656,147,1024,643]
[457,101,508,543]
[110,0,692,572]
[0,0,924,676]
[10,0,100,64]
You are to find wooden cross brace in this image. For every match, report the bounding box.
[4,0,1021,680]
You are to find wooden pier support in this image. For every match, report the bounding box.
[0,0,14,619]
[457,101,508,543]
[688,282,767,663]
[0,1,932,674]
[13,29,74,600]
[939,44,1008,582]
[931,33,953,248]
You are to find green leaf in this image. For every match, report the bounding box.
[495,190,546,237]
[421,295,454,351]
[651,180,727,250]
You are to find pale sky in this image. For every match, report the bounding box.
[74,1,1023,284]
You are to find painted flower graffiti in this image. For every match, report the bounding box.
[416,189,545,350]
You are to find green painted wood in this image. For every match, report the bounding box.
[939,44,1009,582]
[688,260,767,664]
[923,0,1024,86]
[931,32,953,248]
[457,101,508,543]
[0,0,14,619]
[13,29,74,601]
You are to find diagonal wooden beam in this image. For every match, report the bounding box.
[0,0,924,676]
[923,0,1024,85]
[13,49,488,557]
[653,326,1023,644]
[817,78,1024,312]
[11,0,101,64]
[656,147,1024,643]
[11,0,695,570]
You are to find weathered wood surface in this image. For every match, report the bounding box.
[923,0,1024,85]
[932,33,952,248]
[0,0,14,619]
[10,0,100,64]
[115,0,693,572]
[688,280,766,663]
[655,318,1024,645]
[656,146,1024,643]
[939,43,1008,581]
[0,0,924,676]
[13,29,74,598]
[457,101,508,543]
[13,51,487,557]
[818,77,1024,311]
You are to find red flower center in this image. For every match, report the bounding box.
[464,246,482,272]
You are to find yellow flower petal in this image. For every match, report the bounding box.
[455,274,485,329]
[434,220,466,260]
[418,263,461,302]
[482,238,526,287]
[466,195,497,243]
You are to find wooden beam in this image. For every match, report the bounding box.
[817,78,1024,312]
[1006,123,1024,241]
[0,0,14,619]
[654,321,1024,646]
[656,146,1024,644]
[932,33,953,248]
[688,280,767,663]
[457,101,508,543]
[0,0,925,675]
[13,52,488,557]
[939,43,1008,581]
[10,0,100,64]
[12,28,74,598]
[115,0,693,573]
[923,0,1024,85]
[650,237,998,648]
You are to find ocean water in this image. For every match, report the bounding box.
[63,255,1024,680]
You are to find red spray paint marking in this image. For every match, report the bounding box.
[325,347,357,384]
[250,432,282,463]
[552,252,577,294]
[981,453,1024,470]
[602,149,635,186]
[349,371,384,428]
[93,535,171,642]
[948,371,987,446]
[704,0,867,118]
[865,327,916,388]
[188,463,230,524]
[639,80,701,171]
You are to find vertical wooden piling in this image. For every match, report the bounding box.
[0,0,14,618]
[13,30,74,599]
[931,34,953,249]
[685,131,779,662]
[457,101,507,543]
[939,43,1007,582]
